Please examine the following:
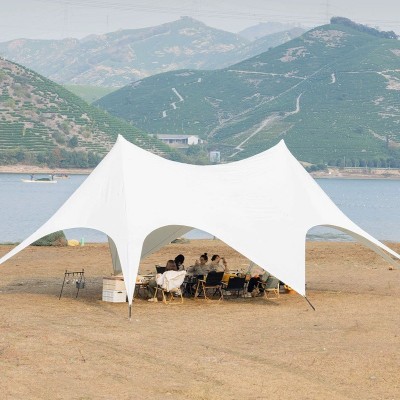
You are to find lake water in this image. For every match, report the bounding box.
[0,173,399,243]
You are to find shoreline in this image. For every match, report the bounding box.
[310,166,400,180]
[1,164,400,180]
[0,165,92,175]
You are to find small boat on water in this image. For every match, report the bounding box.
[21,175,57,184]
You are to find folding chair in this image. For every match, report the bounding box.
[182,274,203,297]
[221,276,246,299]
[194,271,224,300]
[258,276,280,299]
[154,270,186,304]
[155,265,166,274]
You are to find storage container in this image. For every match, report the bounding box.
[103,276,126,291]
[102,289,127,302]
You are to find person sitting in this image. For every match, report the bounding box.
[148,259,177,301]
[187,253,209,276]
[209,254,229,273]
[247,267,269,297]
[174,254,185,271]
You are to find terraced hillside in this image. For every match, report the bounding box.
[0,58,179,167]
[97,21,400,166]
[0,17,303,88]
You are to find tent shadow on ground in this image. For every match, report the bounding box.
[0,274,285,308]
[0,276,102,300]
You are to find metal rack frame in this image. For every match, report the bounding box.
[59,269,85,299]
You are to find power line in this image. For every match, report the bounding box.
[3,0,396,41]
[31,0,400,29]
[31,0,330,22]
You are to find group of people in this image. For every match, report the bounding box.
[156,253,230,275]
[186,253,229,275]
[147,252,230,301]
[146,251,275,301]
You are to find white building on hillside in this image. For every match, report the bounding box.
[156,134,202,148]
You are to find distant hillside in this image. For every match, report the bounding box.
[0,18,247,87]
[239,21,305,41]
[0,58,181,168]
[208,28,306,69]
[0,18,302,88]
[64,85,117,103]
[96,21,400,167]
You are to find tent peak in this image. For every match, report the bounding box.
[278,139,286,147]
[116,134,127,144]
[274,139,289,151]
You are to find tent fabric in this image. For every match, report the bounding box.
[0,135,399,306]
[108,236,122,275]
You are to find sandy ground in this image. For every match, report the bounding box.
[0,240,399,400]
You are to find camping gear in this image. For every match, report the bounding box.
[102,276,126,302]
[195,271,224,300]
[153,270,186,304]
[221,276,246,298]
[1,135,399,316]
[257,276,280,299]
[59,269,85,299]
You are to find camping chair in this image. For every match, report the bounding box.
[221,276,246,299]
[194,271,224,300]
[257,275,280,299]
[154,270,186,304]
[155,265,166,274]
[182,274,203,297]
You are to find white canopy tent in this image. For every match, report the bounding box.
[0,135,399,312]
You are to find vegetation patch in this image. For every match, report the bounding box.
[32,231,67,247]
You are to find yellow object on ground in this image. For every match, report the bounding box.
[222,273,237,283]
[284,284,295,293]
[67,239,80,246]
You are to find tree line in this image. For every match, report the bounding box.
[331,17,398,40]
[0,147,103,168]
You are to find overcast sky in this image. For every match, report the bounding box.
[1,0,399,42]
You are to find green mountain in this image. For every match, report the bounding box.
[0,18,303,89]
[0,58,181,168]
[211,27,306,69]
[96,21,400,167]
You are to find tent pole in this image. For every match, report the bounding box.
[128,304,132,320]
[304,296,315,311]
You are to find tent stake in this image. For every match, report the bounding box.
[128,304,132,320]
[304,296,315,311]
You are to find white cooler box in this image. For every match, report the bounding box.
[102,276,127,302]
[102,289,127,302]
[103,276,126,291]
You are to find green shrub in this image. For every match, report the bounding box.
[32,231,67,246]
[52,131,66,144]
[5,98,15,108]
[60,121,70,134]
[68,135,78,148]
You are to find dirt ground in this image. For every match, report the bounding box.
[0,240,399,400]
